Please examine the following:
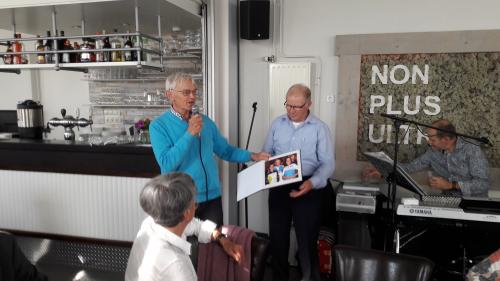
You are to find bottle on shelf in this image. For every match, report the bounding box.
[44,31,53,64]
[88,38,96,62]
[102,30,112,62]
[80,37,92,62]
[123,31,134,62]
[61,35,73,63]
[72,42,80,63]
[111,28,122,62]
[52,30,59,63]
[35,35,45,64]
[13,33,25,64]
[58,30,66,62]
[95,32,104,62]
[3,41,13,64]
[132,35,142,61]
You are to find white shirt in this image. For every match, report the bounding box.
[125,216,217,281]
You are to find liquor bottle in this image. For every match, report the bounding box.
[89,38,96,62]
[51,30,60,62]
[72,42,80,63]
[3,41,13,64]
[35,35,45,64]
[102,30,112,62]
[95,32,103,62]
[44,31,53,64]
[110,28,122,62]
[80,38,91,62]
[58,30,66,62]
[13,33,23,64]
[123,33,133,61]
[61,36,73,63]
[132,35,142,61]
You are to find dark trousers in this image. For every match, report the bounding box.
[195,197,223,227]
[269,179,323,281]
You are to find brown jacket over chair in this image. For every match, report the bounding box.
[190,228,269,281]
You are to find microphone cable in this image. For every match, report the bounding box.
[192,105,209,203]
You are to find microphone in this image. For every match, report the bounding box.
[191,105,200,116]
[191,105,201,137]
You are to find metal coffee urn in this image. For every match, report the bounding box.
[17,100,44,139]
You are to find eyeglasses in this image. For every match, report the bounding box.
[172,89,199,97]
[284,101,307,110]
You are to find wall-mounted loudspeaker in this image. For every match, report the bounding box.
[240,1,270,40]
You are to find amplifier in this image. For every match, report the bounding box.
[335,184,382,214]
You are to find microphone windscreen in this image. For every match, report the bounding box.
[191,105,200,115]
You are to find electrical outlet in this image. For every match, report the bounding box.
[326,95,335,103]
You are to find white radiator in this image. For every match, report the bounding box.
[269,62,312,121]
[0,170,148,241]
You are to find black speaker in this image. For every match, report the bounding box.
[240,1,270,40]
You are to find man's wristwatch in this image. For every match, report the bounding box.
[451,181,458,190]
[214,232,226,243]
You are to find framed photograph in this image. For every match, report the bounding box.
[264,150,302,188]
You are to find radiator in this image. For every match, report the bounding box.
[269,62,312,121]
[0,170,148,241]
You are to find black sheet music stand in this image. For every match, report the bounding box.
[363,152,427,200]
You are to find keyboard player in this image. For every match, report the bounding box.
[364,119,490,198]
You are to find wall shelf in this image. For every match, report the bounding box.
[0,61,163,71]
[90,104,170,108]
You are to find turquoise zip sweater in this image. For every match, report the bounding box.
[150,110,251,203]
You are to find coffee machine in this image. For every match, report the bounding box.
[16,100,44,139]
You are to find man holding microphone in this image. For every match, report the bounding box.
[150,73,269,226]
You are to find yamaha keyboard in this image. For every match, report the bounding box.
[397,204,500,223]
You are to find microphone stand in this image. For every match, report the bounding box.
[379,113,492,253]
[238,102,258,228]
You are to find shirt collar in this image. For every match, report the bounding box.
[453,137,465,151]
[280,111,317,125]
[145,217,192,255]
[170,108,184,121]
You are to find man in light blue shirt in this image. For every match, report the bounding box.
[263,84,335,281]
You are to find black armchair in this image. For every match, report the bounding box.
[333,245,434,281]
[189,235,270,281]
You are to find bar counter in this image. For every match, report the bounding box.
[0,138,160,178]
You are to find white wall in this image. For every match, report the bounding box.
[239,0,500,233]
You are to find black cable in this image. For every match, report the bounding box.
[198,136,209,202]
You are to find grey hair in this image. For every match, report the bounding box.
[286,84,312,102]
[165,72,195,91]
[140,172,196,227]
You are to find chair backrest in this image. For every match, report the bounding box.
[333,245,434,281]
[189,235,270,281]
[250,235,270,281]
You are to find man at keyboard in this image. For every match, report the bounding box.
[364,119,490,197]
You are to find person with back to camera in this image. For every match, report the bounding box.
[263,84,334,281]
[150,73,270,226]
[125,172,244,281]
[363,119,490,197]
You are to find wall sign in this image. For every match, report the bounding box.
[357,53,499,167]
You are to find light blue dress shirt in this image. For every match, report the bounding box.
[263,113,335,189]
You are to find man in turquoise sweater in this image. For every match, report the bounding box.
[150,73,269,226]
